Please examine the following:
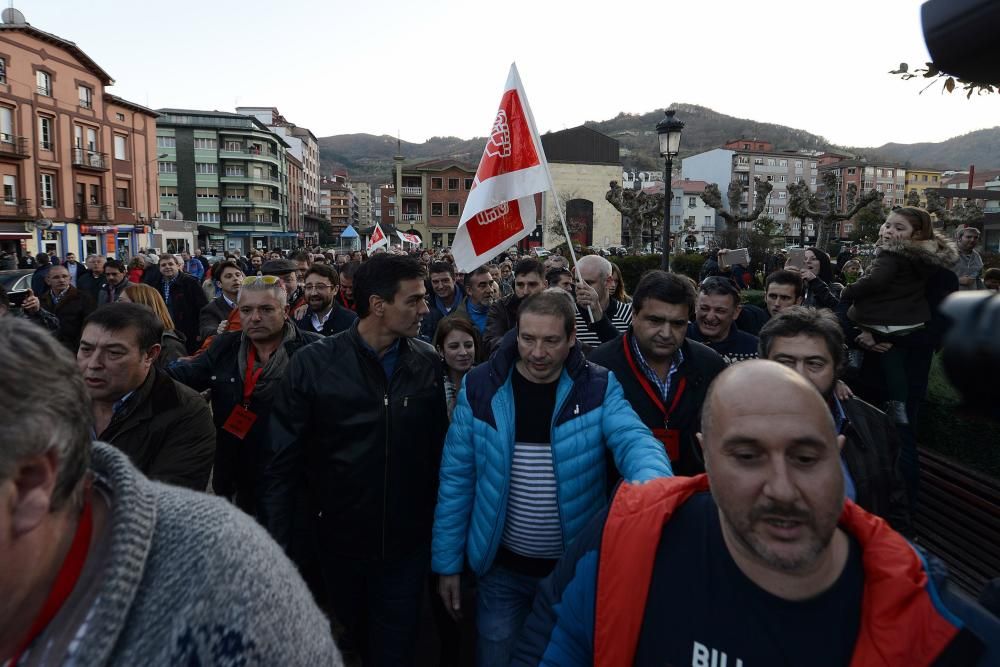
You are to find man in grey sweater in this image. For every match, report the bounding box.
[0,316,341,666]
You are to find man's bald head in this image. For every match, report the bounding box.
[699,360,846,580]
[701,360,836,445]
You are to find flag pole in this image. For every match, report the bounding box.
[512,62,594,321]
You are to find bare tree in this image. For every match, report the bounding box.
[700,177,774,231]
[924,190,983,234]
[546,190,587,248]
[605,181,664,253]
[788,172,884,252]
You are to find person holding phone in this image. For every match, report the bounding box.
[0,284,59,333]
[785,247,843,309]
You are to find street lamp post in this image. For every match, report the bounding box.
[656,109,684,271]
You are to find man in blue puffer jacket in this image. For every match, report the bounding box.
[432,289,673,666]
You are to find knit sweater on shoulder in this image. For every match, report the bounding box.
[20,442,342,666]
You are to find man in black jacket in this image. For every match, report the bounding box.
[483,258,546,352]
[151,254,208,354]
[589,270,726,476]
[759,306,911,534]
[261,253,448,665]
[419,260,465,341]
[199,260,244,339]
[78,303,215,491]
[294,263,357,336]
[76,253,106,301]
[39,263,95,351]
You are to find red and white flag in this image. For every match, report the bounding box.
[367,221,388,252]
[452,64,551,272]
[397,230,422,246]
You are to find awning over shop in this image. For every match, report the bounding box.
[341,225,358,238]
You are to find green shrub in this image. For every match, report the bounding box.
[741,290,765,308]
[609,256,662,292]
[669,253,707,281]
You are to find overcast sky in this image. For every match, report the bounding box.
[21,0,1000,148]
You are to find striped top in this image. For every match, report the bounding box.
[502,440,563,558]
[574,298,632,348]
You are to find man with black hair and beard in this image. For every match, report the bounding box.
[293,263,357,337]
[758,306,911,534]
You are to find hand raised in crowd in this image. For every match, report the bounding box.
[293,303,308,320]
[575,280,604,321]
[217,319,228,335]
[21,289,40,314]
[783,265,817,282]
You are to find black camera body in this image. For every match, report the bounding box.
[940,292,1000,422]
[922,0,1000,82]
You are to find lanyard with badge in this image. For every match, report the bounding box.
[8,488,93,665]
[622,334,687,462]
[222,345,263,439]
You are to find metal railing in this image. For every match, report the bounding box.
[72,148,108,170]
[0,135,29,157]
[0,198,30,217]
[75,203,110,221]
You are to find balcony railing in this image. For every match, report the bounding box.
[219,147,281,162]
[0,135,29,158]
[72,148,109,171]
[400,213,423,222]
[0,198,30,218]
[221,195,281,207]
[75,203,110,222]
[37,85,51,96]
[220,172,279,184]
[400,186,422,196]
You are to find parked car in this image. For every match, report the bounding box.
[0,269,32,292]
[532,247,551,258]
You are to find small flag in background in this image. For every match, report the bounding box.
[397,230,422,246]
[367,221,388,252]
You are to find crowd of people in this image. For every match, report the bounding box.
[1,208,999,666]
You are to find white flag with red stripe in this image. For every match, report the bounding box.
[397,230,422,246]
[452,64,550,272]
[367,221,388,252]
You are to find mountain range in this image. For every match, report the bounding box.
[316,103,1000,184]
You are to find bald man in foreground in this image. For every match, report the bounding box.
[512,361,999,666]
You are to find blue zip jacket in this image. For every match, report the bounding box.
[432,330,673,576]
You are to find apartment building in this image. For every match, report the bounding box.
[904,168,944,206]
[381,159,477,249]
[681,138,821,229]
[320,174,352,236]
[0,11,158,260]
[351,181,372,228]
[155,109,292,253]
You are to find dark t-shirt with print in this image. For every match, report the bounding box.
[634,492,863,667]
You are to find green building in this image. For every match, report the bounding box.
[155,109,293,253]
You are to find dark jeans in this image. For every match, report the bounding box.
[476,565,543,667]
[322,548,430,667]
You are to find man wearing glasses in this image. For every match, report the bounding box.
[294,263,357,336]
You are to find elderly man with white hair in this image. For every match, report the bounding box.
[572,254,633,349]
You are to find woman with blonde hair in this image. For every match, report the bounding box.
[118,283,188,367]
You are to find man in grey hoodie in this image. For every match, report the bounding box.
[0,317,342,666]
